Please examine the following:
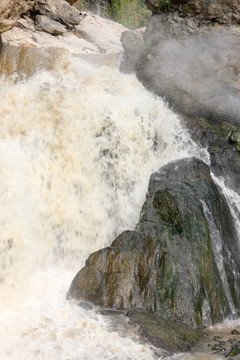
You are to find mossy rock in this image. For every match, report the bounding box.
[68,158,240,328]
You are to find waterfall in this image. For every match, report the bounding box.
[201,201,236,314]
[0,45,238,360]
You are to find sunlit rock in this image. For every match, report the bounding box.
[35,0,82,27]
[0,0,35,33]
[2,13,127,54]
[74,14,128,53]
[35,14,67,35]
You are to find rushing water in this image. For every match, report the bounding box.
[0,45,238,360]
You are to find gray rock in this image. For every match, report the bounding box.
[126,309,203,352]
[119,1,240,127]
[35,14,66,35]
[67,158,240,328]
[121,4,240,198]
[230,131,240,144]
[135,14,240,125]
[73,14,127,53]
[146,0,240,25]
[186,118,240,196]
[35,0,81,27]
[120,31,144,73]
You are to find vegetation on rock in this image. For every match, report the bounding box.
[68,158,240,329]
[108,0,151,29]
[159,0,170,12]
[74,0,151,29]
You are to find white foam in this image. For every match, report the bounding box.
[0,48,210,359]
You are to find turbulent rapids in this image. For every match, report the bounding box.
[0,46,239,360]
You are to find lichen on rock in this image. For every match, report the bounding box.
[67,157,240,329]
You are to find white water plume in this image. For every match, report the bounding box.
[212,174,240,248]
[201,201,236,314]
[0,48,198,283]
[0,46,216,360]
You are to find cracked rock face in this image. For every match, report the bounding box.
[147,0,240,25]
[0,0,36,33]
[169,0,240,24]
[67,157,240,328]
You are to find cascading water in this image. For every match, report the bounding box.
[0,45,238,360]
[201,201,236,314]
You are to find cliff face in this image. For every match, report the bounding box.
[147,0,240,25]
[0,0,36,33]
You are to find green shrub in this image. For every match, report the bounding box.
[159,0,170,11]
[108,0,151,29]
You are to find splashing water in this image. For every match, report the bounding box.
[0,46,232,360]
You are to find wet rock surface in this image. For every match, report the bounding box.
[119,0,240,198]
[0,0,127,54]
[192,326,240,359]
[68,157,240,329]
[120,30,143,73]
[185,117,240,196]
[126,308,204,352]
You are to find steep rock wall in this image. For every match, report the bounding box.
[147,0,240,25]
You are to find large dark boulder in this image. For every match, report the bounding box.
[68,158,240,328]
[185,118,240,196]
[0,0,36,33]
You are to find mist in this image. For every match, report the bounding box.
[137,32,240,124]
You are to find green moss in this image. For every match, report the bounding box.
[227,348,240,357]
[159,0,170,11]
[127,309,203,352]
[190,117,239,142]
[155,255,179,312]
[153,189,183,235]
[107,0,151,29]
